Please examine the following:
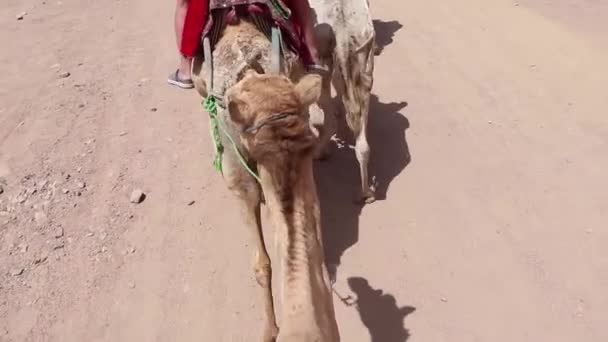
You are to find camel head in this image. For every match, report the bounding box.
[225,71,322,162]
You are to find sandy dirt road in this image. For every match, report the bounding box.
[1,0,607,341]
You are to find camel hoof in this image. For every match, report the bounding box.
[254,265,271,287]
[355,190,376,205]
[263,325,279,342]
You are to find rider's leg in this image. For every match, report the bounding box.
[169,0,194,88]
[287,0,322,68]
[175,0,192,80]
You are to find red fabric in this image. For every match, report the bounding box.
[180,0,306,59]
[180,0,209,57]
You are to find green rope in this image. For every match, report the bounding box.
[203,95,262,184]
[269,0,291,20]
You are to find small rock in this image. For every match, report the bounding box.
[187,200,195,206]
[38,179,49,189]
[16,12,27,20]
[119,131,128,136]
[77,167,82,173]
[62,188,69,194]
[59,71,71,78]
[86,231,94,237]
[34,211,48,225]
[101,246,107,253]
[50,63,61,69]
[54,226,64,238]
[129,281,136,289]
[129,246,136,254]
[0,185,3,194]
[78,104,85,108]
[440,297,448,303]
[150,107,158,112]
[11,268,25,276]
[77,181,86,189]
[130,189,145,204]
[53,243,64,250]
[16,194,28,204]
[19,243,28,253]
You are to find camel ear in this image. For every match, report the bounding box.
[226,90,250,127]
[295,74,322,107]
[242,68,259,79]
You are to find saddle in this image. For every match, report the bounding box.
[200,0,302,58]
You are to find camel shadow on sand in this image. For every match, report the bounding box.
[315,94,410,279]
[338,277,416,342]
[373,19,404,55]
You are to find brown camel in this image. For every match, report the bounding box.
[191,13,339,342]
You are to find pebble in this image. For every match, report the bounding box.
[34,211,48,225]
[16,12,27,20]
[38,179,49,189]
[19,243,28,253]
[130,189,145,204]
[16,194,28,204]
[54,226,64,238]
[59,71,71,78]
[11,268,25,276]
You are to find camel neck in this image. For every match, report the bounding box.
[259,156,338,338]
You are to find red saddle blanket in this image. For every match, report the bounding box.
[181,0,311,64]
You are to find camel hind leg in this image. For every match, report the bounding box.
[333,35,376,203]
